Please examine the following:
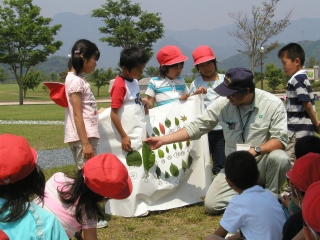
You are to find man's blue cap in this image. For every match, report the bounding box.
[214,67,254,97]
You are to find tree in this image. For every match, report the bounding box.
[265,62,282,92]
[0,0,62,105]
[305,56,320,68]
[49,71,58,82]
[229,0,292,73]
[0,68,8,84]
[89,67,116,96]
[23,68,45,97]
[144,66,158,77]
[91,0,164,57]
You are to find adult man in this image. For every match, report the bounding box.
[145,67,291,214]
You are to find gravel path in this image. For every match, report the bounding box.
[37,148,75,169]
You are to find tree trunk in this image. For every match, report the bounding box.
[97,87,100,97]
[19,80,24,105]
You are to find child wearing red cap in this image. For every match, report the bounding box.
[190,46,225,175]
[145,46,204,108]
[110,46,150,152]
[302,181,320,240]
[64,39,101,169]
[34,153,132,240]
[0,134,68,240]
[282,152,320,240]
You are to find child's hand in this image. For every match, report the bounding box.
[141,97,149,115]
[280,194,291,209]
[179,94,189,100]
[82,142,95,159]
[315,121,320,134]
[194,86,207,95]
[121,136,133,152]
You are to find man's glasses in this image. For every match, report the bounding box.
[303,219,318,240]
[227,92,239,99]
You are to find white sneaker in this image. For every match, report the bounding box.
[97,220,108,228]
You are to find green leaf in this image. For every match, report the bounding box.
[170,163,179,177]
[182,160,187,172]
[155,165,161,179]
[166,146,169,153]
[153,127,160,136]
[188,155,193,168]
[165,171,170,179]
[178,142,183,150]
[142,141,155,177]
[186,140,190,147]
[173,143,176,150]
[165,118,171,128]
[158,149,164,158]
[126,150,142,167]
[174,117,179,126]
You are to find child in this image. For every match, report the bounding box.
[278,43,320,164]
[190,46,225,175]
[282,152,320,240]
[0,134,68,240]
[302,181,320,240]
[205,151,285,240]
[34,153,132,240]
[65,39,100,169]
[110,46,150,152]
[146,46,203,108]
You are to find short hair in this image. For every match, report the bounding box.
[120,46,150,71]
[71,39,100,76]
[295,135,320,159]
[0,166,45,222]
[225,151,259,190]
[195,59,218,73]
[277,43,305,66]
[158,62,184,78]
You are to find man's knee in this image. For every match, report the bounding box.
[267,149,291,169]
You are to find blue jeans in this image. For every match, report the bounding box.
[208,130,226,174]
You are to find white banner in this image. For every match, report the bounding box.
[98,95,211,217]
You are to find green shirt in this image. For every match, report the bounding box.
[185,89,288,159]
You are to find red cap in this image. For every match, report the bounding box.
[0,134,37,185]
[83,153,132,199]
[0,230,9,240]
[286,152,320,192]
[302,181,320,232]
[156,46,188,66]
[192,46,216,65]
[43,82,68,108]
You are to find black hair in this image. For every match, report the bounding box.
[158,62,184,78]
[58,169,105,224]
[277,43,305,66]
[225,151,259,190]
[71,39,100,76]
[0,166,45,222]
[119,46,150,72]
[295,135,320,159]
[195,59,218,73]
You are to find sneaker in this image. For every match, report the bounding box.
[97,220,108,228]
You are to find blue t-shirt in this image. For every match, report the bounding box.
[0,198,68,240]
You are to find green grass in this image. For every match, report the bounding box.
[0,82,111,102]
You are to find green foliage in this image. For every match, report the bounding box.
[23,68,45,97]
[0,0,62,105]
[89,67,117,96]
[229,0,291,72]
[265,62,282,91]
[0,68,8,84]
[144,66,158,77]
[92,0,164,57]
[305,56,320,68]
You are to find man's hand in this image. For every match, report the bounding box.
[248,147,257,157]
[144,137,164,150]
[121,136,132,152]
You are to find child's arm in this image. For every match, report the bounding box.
[141,97,149,115]
[110,108,132,152]
[70,92,95,159]
[205,225,241,240]
[145,96,155,109]
[303,101,320,133]
[82,228,98,240]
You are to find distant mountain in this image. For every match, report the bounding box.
[26,14,320,75]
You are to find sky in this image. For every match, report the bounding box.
[32,0,320,31]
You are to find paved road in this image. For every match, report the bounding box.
[0,99,111,106]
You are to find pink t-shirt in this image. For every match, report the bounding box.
[34,172,97,238]
[64,72,99,143]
